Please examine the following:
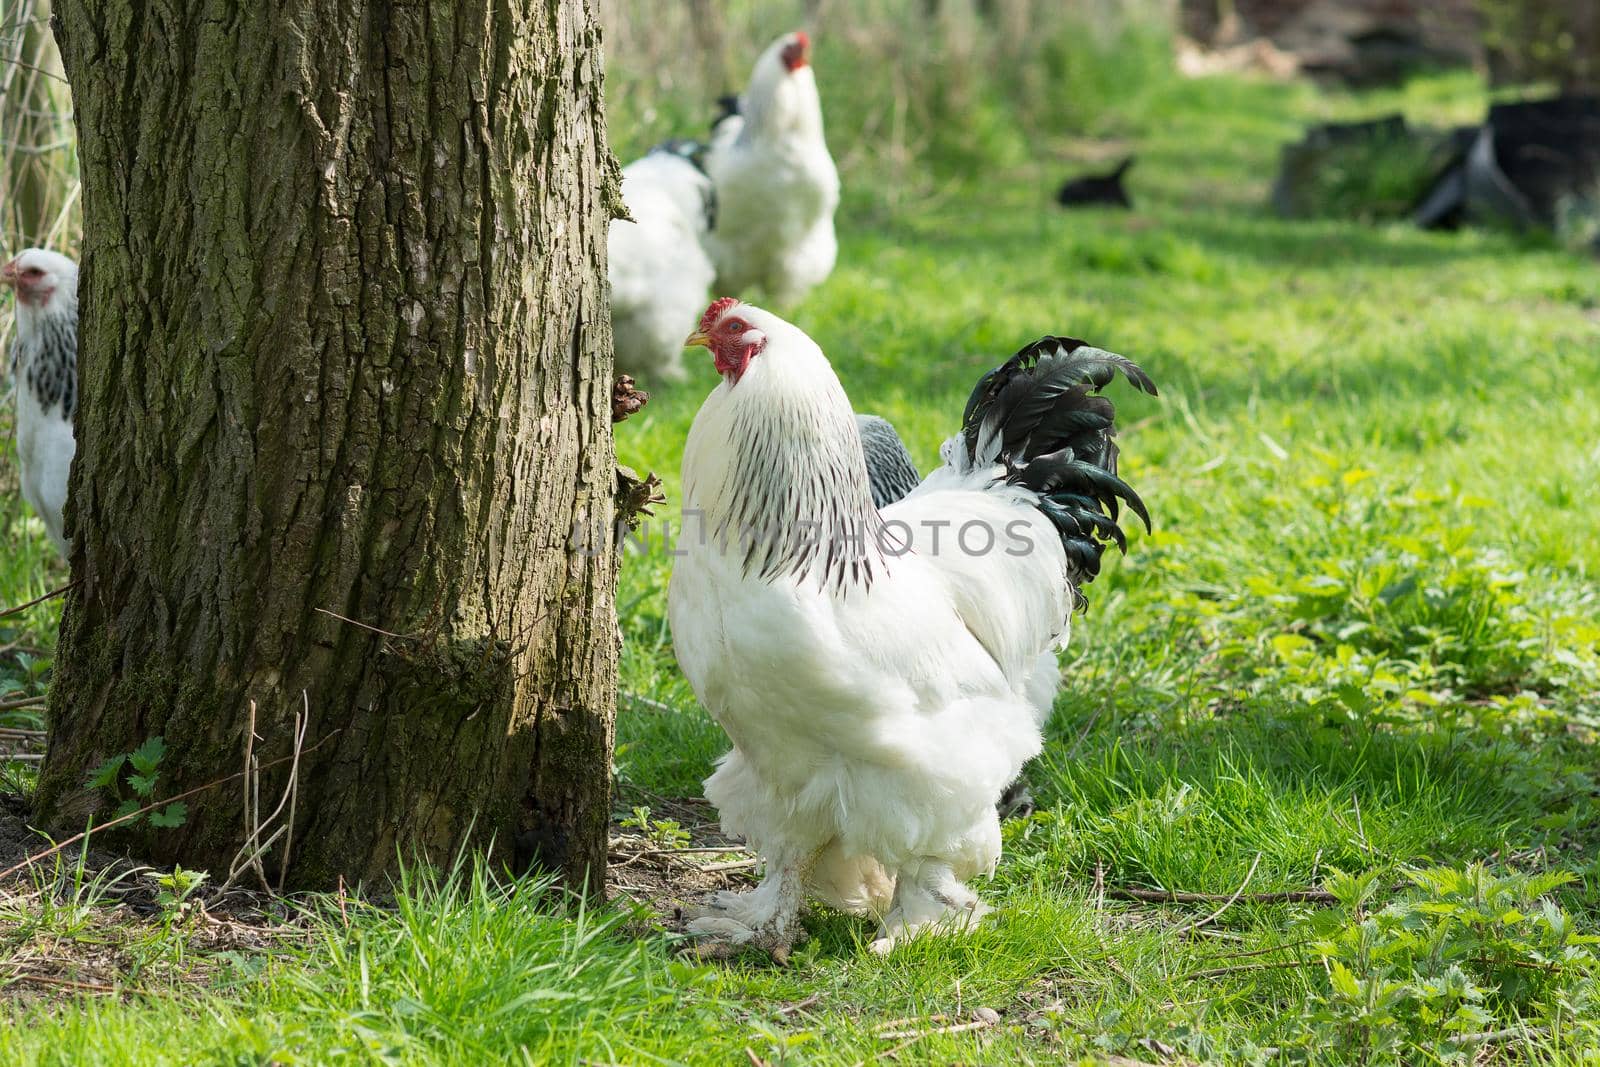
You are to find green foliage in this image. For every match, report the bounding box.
[153,865,208,915]
[85,735,189,829]
[1478,0,1599,89]
[619,805,691,850]
[0,406,63,785]
[1283,132,1451,222]
[1288,866,1600,1057]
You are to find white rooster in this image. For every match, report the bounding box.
[668,298,1155,956]
[3,248,78,557]
[702,31,839,305]
[608,147,718,382]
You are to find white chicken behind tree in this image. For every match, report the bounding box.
[703,31,839,305]
[3,249,78,557]
[668,298,1156,957]
[608,145,718,382]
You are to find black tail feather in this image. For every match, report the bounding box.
[960,337,1156,586]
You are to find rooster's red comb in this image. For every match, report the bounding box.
[781,31,811,72]
[699,297,739,334]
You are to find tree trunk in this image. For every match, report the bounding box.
[35,0,623,892]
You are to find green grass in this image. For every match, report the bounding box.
[0,404,60,796]
[6,54,1600,1067]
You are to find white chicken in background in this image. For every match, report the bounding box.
[608,146,718,382]
[668,298,1156,957]
[703,31,839,305]
[2,249,78,557]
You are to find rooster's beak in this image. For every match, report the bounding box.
[0,260,16,287]
[683,330,711,350]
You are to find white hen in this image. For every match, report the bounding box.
[608,147,718,382]
[3,249,78,557]
[702,31,839,305]
[668,299,1155,956]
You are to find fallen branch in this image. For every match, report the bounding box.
[1104,885,1339,905]
[0,695,47,713]
[1170,852,1261,936]
[700,858,759,874]
[609,844,751,857]
[776,992,823,1017]
[876,1018,994,1040]
[864,1008,1004,1063]
[1180,959,1310,981]
[4,972,117,995]
[223,697,310,893]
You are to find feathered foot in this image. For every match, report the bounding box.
[684,852,807,963]
[869,860,991,955]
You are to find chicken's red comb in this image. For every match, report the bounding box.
[699,297,739,334]
[781,31,810,72]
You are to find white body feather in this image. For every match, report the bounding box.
[703,36,839,305]
[15,376,74,556]
[608,152,716,382]
[669,309,1068,935]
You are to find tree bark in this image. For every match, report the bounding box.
[35,0,623,892]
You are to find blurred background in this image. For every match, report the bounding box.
[598,0,1597,231]
[4,0,1596,277]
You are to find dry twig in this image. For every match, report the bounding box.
[1170,852,1262,936]
[0,579,78,621]
[224,697,311,893]
[1104,884,1340,906]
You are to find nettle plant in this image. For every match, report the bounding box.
[86,736,188,828]
[619,805,691,850]
[1288,865,1600,1059]
[1258,480,1545,688]
[1212,467,1600,728]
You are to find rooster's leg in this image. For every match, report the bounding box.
[869,859,991,954]
[685,845,810,962]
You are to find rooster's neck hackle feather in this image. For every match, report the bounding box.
[10,272,79,421]
[683,317,885,592]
